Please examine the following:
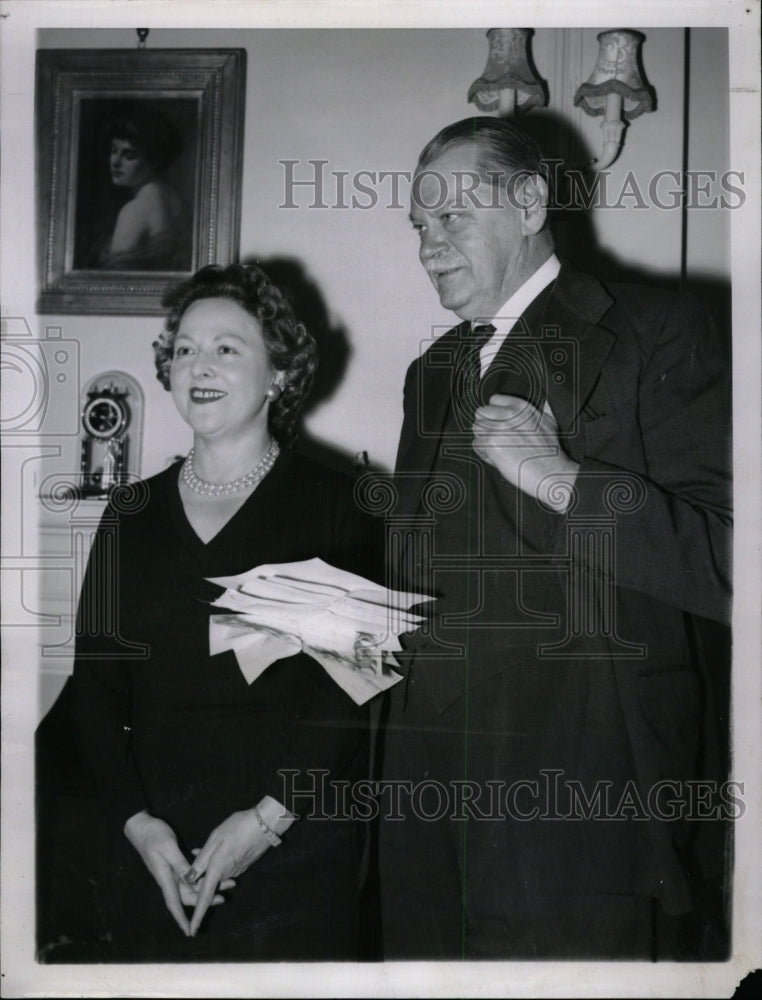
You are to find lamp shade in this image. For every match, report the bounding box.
[468,28,547,113]
[574,29,654,120]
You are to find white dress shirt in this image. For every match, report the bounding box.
[475,253,561,377]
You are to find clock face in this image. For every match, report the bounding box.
[82,395,128,440]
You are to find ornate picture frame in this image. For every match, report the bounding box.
[36,49,246,314]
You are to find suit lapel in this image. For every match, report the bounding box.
[541,265,616,434]
[394,320,470,520]
[398,268,616,482]
[480,265,617,435]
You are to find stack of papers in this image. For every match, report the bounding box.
[207,557,433,705]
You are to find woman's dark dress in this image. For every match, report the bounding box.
[69,450,380,961]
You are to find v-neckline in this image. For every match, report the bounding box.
[166,450,289,558]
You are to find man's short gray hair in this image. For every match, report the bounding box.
[417,116,551,196]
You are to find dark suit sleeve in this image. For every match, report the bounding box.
[561,292,732,623]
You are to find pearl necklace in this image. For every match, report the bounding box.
[182,439,280,497]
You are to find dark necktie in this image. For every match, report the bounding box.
[471,323,497,361]
[482,325,545,412]
[456,323,496,426]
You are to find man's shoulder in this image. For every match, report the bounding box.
[556,265,714,345]
[561,264,699,314]
[604,279,688,313]
[599,281,716,355]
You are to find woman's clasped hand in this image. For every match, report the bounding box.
[125,797,292,936]
[123,811,234,937]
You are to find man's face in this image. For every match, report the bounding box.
[410,144,538,321]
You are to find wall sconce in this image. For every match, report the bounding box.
[574,29,655,169]
[468,28,547,118]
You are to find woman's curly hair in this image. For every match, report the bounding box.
[154,264,318,444]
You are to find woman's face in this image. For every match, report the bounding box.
[169,297,278,442]
[110,138,153,190]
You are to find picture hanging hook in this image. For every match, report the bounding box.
[136,28,149,49]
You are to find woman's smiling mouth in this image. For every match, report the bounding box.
[190,388,228,403]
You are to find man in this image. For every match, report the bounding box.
[378,118,732,960]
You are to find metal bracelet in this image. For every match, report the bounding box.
[252,806,282,847]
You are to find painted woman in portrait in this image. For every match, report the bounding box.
[79,102,193,271]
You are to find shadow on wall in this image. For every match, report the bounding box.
[250,255,373,476]
[518,109,731,344]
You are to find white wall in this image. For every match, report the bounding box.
[686,28,731,279]
[36,28,493,476]
[34,27,730,480]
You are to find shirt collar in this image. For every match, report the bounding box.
[472,253,561,337]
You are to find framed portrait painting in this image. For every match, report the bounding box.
[36,49,246,314]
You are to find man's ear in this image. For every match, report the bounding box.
[517,175,549,237]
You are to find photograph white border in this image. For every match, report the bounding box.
[2,1,760,996]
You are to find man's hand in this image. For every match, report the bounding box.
[473,394,580,512]
[123,811,233,937]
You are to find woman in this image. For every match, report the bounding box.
[70,264,380,961]
[97,105,190,271]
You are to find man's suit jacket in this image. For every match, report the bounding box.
[392,263,732,913]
